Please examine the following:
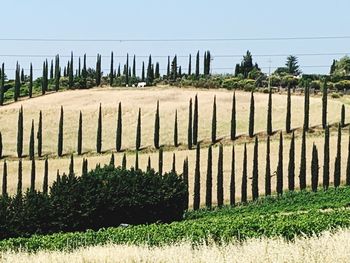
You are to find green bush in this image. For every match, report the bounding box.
[333,80,350,91]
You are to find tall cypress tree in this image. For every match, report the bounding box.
[205,145,212,208]
[288,131,295,191]
[29,63,33,98]
[193,94,198,145]
[155,62,160,79]
[299,128,307,190]
[347,127,350,186]
[188,98,193,150]
[171,153,176,173]
[311,143,319,192]
[249,90,255,137]
[50,59,54,80]
[276,132,283,195]
[17,159,22,196]
[110,51,114,86]
[2,161,7,196]
[195,51,200,79]
[132,55,136,77]
[135,151,139,170]
[193,143,201,210]
[78,57,81,77]
[14,62,20,101]
[231,92,236,140]
[29,119,35,160]
[141,62,145,82]
[241,143,247,203]
[122,153,127,169]
[230,145,235,206]
[43,158,49,194]
[30,158,36,192]
[252,136,259,200]
[341,104,346,127]
[58,106,64,157]
[96,54,102,86]
[203,51,207,75]
[304,84,310,131]
[37,111,42,157]
[154,101,160,149]
[82,158,88,176]
[158,147,163,176]
[69,154,74,176]
[96,103,102,153]
[0,132,2,159]
[188,54,192,75]
[0,63,4,105]
[211,96,217,143]
[147,156,151,172]
[183,157,189,210]
[116,102,122,152]
[54,55,60,92]
[82,54,87,88]
[167,56,170,78]
[69,52,74,88]
[322,80,328,129]
[286,84,292,133]
[17,106,23,158]
[265,136,271,196]
[136,108,141,150]
[77,111,83,155]
[174,110,178,147]
[217,144,224,207]
[323,125,330,189]
[334,123,342,187]
[125,54,129,85]
[109,153,115,167]
[267,87,273,135]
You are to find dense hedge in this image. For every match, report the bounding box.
[0,165,187,240]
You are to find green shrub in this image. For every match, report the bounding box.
[331,93,341,98]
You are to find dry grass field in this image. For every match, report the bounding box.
[0,87,350,204]
[3,229,350,263]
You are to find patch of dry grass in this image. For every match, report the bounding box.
[3,229,350,262]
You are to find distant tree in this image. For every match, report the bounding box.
[132,55,136,77]
[193,94,199,145]
[78,57,81,77]
[69,52,74,88]
[109,153,115,167]
[17,106,23,158]
[147,156,151,172]
[286,84,292,133]
[135,151,139,170]
[82,54,87,88]
[249,91,255,137]
[17,159,22,195]
[188,54,192,75]
[37,111,42,157]
[174,110,178,147]
[322,80,328,129]
[77,111,83,155]
[265,136,271,196]
[110,51,114,86]
[252,136,259,200]
[334,123,342,187]
[217,144,224,207]
[288,131,295,191]
[171,153,176,173]
[311,143,319,192]
[183,157,189,210]
[205,145,212,208]
[276,132,283,195]
[122,153,127,170]
[96,103,102,153]
[285,55,301,76]
[195,51,200,79]
[193,143,201,210]
[167,56,170,78]
[154,101,160,149]
[158,147,163,176]
[188,98,193,150]
[211,96,217,143]
[2,161,7,196]
[29,120,35,160]
[0,132,2,159]
[136,108,141,150]
[141,62,145,82]
[146,55,153,85]
[96,54,102,86]
[14,62,21,101]
[68,154,74,176]
[267,87,273,135]
[116,102,122,152]
[58,106,64,157]
[231,92,236,140]
[299,128,307,190]
[171,55,177,80]
[241,143,247,203]
[304,84,310,131]
[155,62,160,79]
[43,158,49,194]
[347,127,350,186]
[0,63,4,105]
[50,59,54,79]
[323,125,330,189]
[341,104,346,127]
[30,158,36,192]
[230,145,235,206]
[29,63,33,98]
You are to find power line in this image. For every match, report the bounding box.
[0,35,349,42]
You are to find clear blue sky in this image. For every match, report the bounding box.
[1,0,350,77]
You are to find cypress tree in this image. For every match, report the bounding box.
[41,60,48,95]
[54,55,60,91]
[17,106,23,158]
[174,110,178,147]
[50,59,54,79]
[230,145,235,206]
[43,158,48,194]
[286,84,292,133]
[276,132,283,195]
[135,151,139,170]
[132,55,136,77]
[334,123,342,187]
[0,132,2,159]
[30,158,35,192]
[2,161,7,196]
[288,131,295,191]
[29,119,35,160]
[116,102,122,152]
[69,154,74,176]
[78,57,81,77]
[37,111,42,157]
[231,92,236,140]
[77,111,82,155]
[29,63,33,98]
[249,90,255,137]
[82,54,87,88]
[21,68,24,82]
[188,54,192,75]
[322,80,328,129]
[323,125,330,189]
[299,128,307,190]
[125,54,129,85]
[110,51,114,86]
[183,157,189,210]
[265,136,271,196]
[117,64,121,78]
[136,108,141,150]
[171,153,176,173]
[188,98,193,150]
[304,84,310,131]
[267,87,273,135]
[58,106,64,157]
[211,96,217,143]
[109,153,115,167]
[96,103,102,153]
[193,94,198,145]
[217,144,224,207]
[147,156,151,171]
[347,127,350,186]
[155,62,160,79]
[341,104,346,127]
[205,145,212,208]
[69,52,74,88]
[167,56,170,78]
[0,63,4,105]
[17,159,22,195]
[195,51,200,79]
[154,101,160,149]
[252,136,259,200]
[203,51,207,75]
[241,143,247,203]
[141,62,145,82]
[311,143,319,192]
[14,62,20,101]
[96,54,102,86]
[158,147,163,176]
[193,143,201,210]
